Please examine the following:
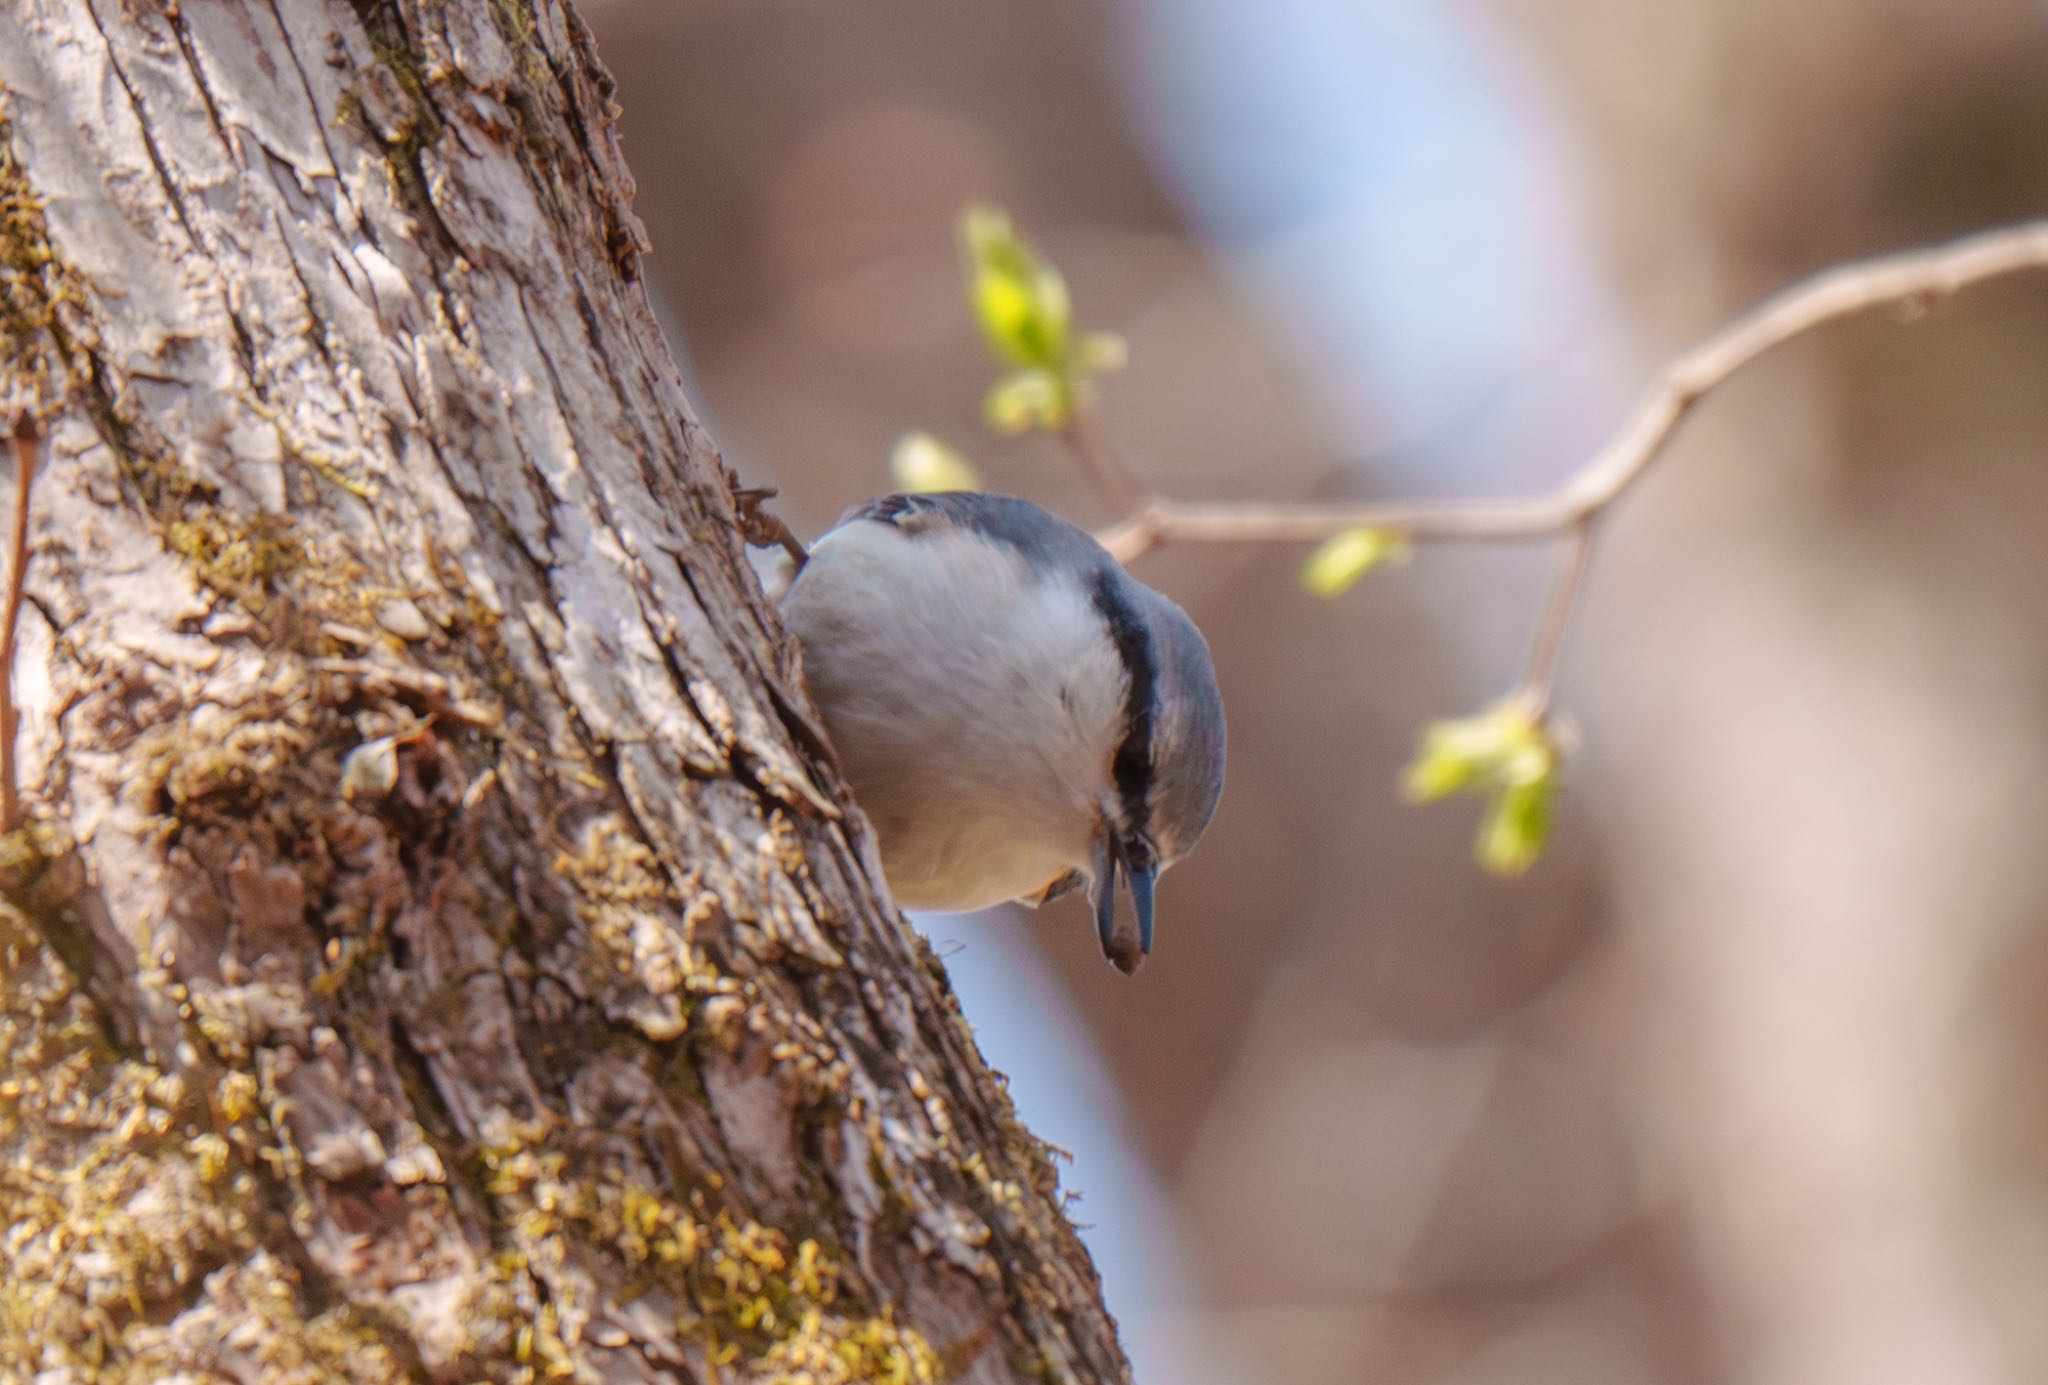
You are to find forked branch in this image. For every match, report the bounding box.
[1089,219,2048,565]
[1031,218,2048,869]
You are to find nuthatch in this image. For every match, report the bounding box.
[779,492,1225,975]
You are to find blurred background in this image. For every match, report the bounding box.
[579,0,2048,1380]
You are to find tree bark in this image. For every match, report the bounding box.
[0,2,1130,1380]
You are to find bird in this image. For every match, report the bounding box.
[776,491,1225,975]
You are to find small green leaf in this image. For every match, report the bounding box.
[1406,711,1514,801]
[1477,777,1556,875]
[957,206,1128,442]
[1402,701,1564,874]
[1300,527,1411,597]
[961,206,1071,370]
[1403,701,1556,801]
[984,368,1070,435]
[889,431,982,494]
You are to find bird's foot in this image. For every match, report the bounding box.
[731,482,810,567]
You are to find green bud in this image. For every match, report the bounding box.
[984,368,1070,435]
[1403,701,1564,874]
[1476,777,1556,875]
[1300,526,1411,597]
[961,206,1071,371]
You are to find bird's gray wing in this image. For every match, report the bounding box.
[836,492,1112,575]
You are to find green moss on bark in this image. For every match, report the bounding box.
[0,866,410,1380]
[0,94,88,417]
[474,1133,938,1383]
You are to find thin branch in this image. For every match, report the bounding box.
[1082,218,2048,565]
[2,417,38,833]
[1058,385,1146,514]
[1095,494,1574,564]
[1052,216,2048,753]
[1562,218,2048,517]
[1516,518,1595,719]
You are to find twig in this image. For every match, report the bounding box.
[1516,518,1594,718]
[2,417,38,833]
[1560,218,2048,519]
[1058,386,1145,514]
[1057,218,2048,719]
[1080,218,2048,566]
[1094,493,1573,564]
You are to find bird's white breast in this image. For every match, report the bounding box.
[781,518,1126,911]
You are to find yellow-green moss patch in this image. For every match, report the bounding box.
[0,886,407,1380]
[475,1136,937,1382]
[0,94,89,415]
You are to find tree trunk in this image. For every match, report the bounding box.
[0,2,1130,1380]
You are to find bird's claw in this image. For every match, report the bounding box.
[732,482,810,567]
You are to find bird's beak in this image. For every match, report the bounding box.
[1125,857,1157,958]
[1089,831,1156,977]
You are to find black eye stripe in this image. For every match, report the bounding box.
[1086,569,1155,842]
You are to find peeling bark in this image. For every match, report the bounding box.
[0,1,1130,1380]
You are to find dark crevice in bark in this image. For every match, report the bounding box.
[264,0,353,185]
[272,209,344,377]
[165,14,240,157]
[78,1,205,250]
[342,1,461,260]
[0,868,141,1055]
